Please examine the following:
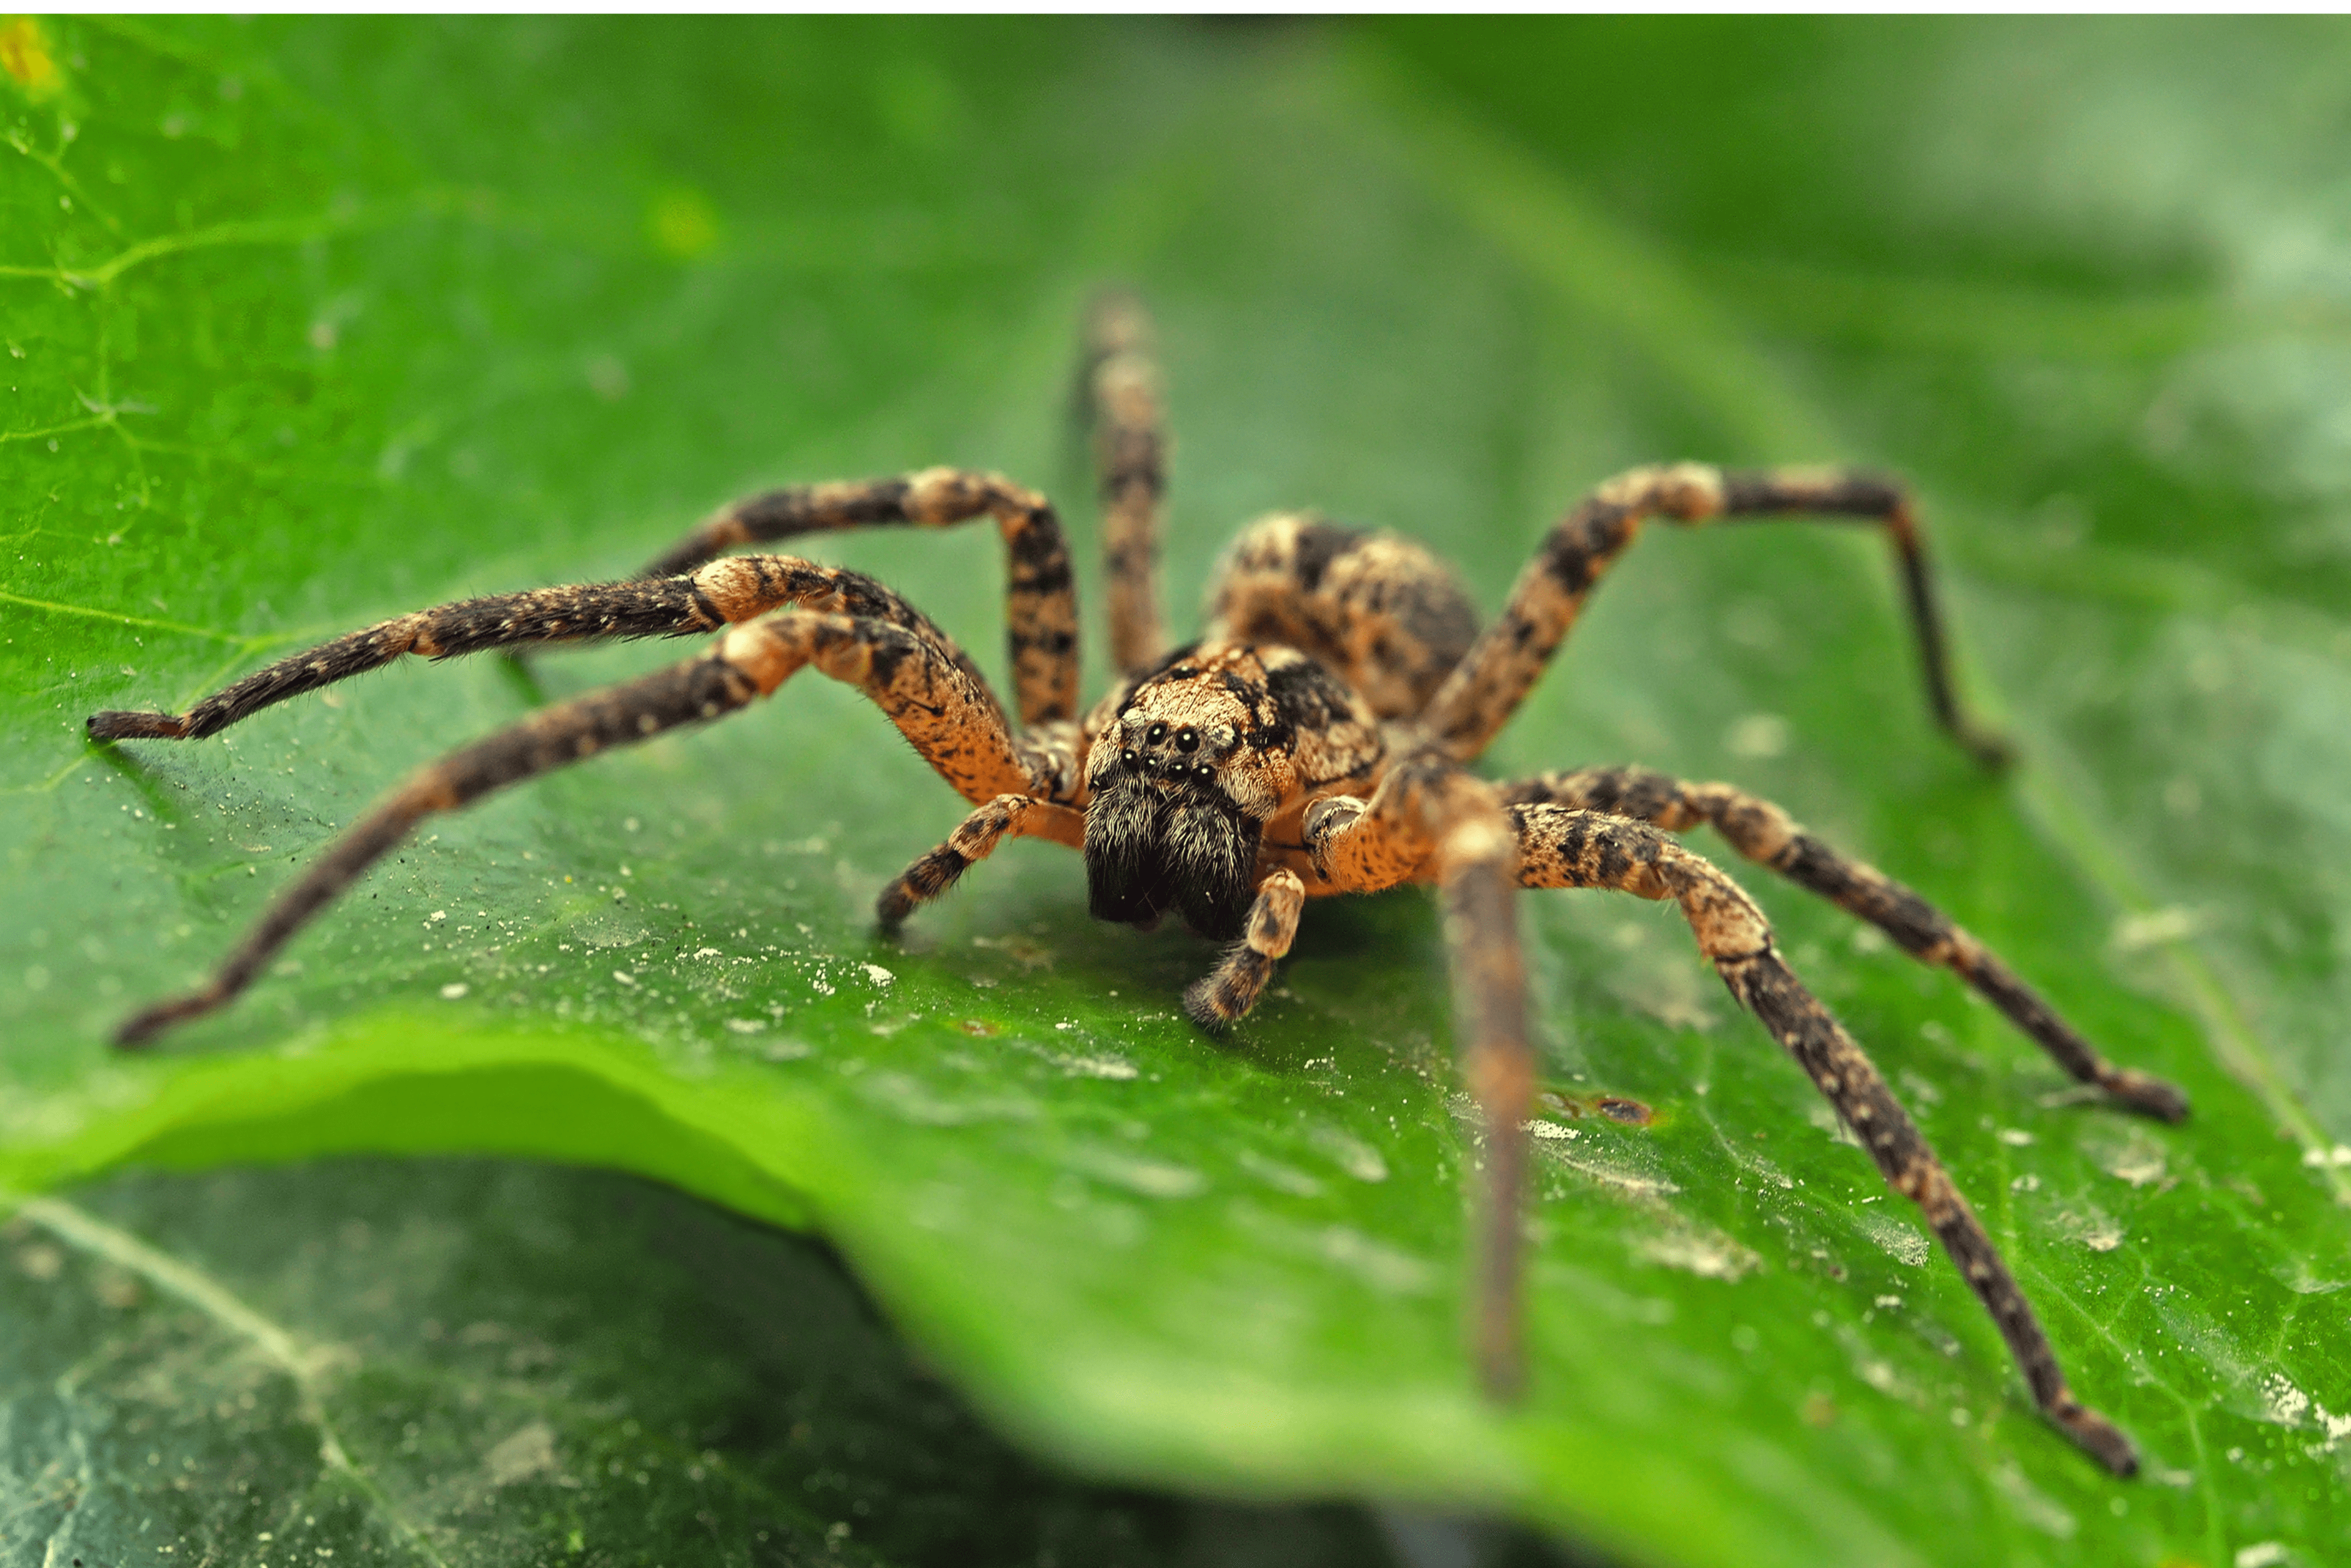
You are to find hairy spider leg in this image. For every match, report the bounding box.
[876,793,1086,928]
[1304,751,1532,1399]
[638,467,1080,726]
[1081,290,1170,678]
[110,611,1060,1048]
[1182,866,1307,1029]
[1502,767,2190,1122]
[1418,464,2009,766]
[92,554,1009,746]
[1509,802,2139,1476]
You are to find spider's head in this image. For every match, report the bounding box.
[1081,649,1297,940]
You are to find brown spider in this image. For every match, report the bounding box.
[91,294,2188,1476]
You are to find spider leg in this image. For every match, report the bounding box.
[1512,802,2139,1476]
[91,557,1007,744]
[1182,867,1306,1029]
[1419,464,2008,766]
[1305,752,1532,1397]
[113,610,1061,1048]
[1502,768,2188,1123]
[639,467,1079,725]
[1081,292,1169,676]
[876,793,1085,929]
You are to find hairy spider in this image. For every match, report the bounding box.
[91,294,2188,1476]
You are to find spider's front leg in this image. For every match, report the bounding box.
[1419,464,2009,766]
[1305,752,1534,1397]
[110,609,1060,1047]
[875,793,1086,929]
[90,470,1080,746]
[1511,803,2140,1475]
[639,468,1079,726]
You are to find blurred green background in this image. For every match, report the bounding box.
[7,17,2351,1568]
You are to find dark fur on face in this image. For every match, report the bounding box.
[1084,766,1261,939]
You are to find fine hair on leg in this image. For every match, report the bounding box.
[1502,766,2188,1122]
[877,793,1084,929]
[637,467,1080,725]
[1418,463,2005,766]
[114,608,1060,1048]
[1182,867,1305,1029]
[1510,802,2139,1474]
[1305,751,1533,1398]
[89,555,999,745]
[1081,290,1169,676]
[112,641,774,1047]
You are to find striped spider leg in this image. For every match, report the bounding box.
[92,474,1084,1044]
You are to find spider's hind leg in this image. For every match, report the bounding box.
[1503,767,2188,1123]
[1512,802,2139,1476]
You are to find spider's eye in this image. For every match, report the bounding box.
[1146,722,1168,745]
[1174,727,1198,752]
[1121,747,1138,766]
[1194,763,1214,781]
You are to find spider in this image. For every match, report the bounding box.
[91,293,2188,1477]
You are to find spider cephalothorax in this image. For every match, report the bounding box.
[1084,642,1381,939]
[89,292,2189,1478]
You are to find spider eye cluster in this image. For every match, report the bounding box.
[1085,713,1259,939]
[1118,722,1219,784]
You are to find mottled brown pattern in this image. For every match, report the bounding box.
[1206,512,1479,721]
[93,300,2176,1475]
[1183,866,1305,1029]
[114,638,771,1045]
[638,467,1079,726]
[1422,463,2008,765]
[1083,292,1169,676]
[1509,803,2139,1474]
[88,555,994,743]
[1504,766,2189,1121]
[878,794,1085,929]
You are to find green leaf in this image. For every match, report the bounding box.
[1,1156,1415,1567]
[6,16,2350,1565]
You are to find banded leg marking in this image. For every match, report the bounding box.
[1502,768,2188,1122]
[1083,292,1168,676]
[1418,463,2004,765]
[1182,867,1305,1030]
[877,794,1083,929]
[1308,752,1533,1397]
[88,556,999,745]
[112,640,773,1047]
[640,467,1080,726]
[1511,803,2139,1475]
[113,611,1057,1048]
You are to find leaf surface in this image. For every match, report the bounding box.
[6,18,2351,1566]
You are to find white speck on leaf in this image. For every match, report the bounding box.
[485,1420,560,1486]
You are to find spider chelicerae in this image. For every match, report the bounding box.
[92,294,2188,1476]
